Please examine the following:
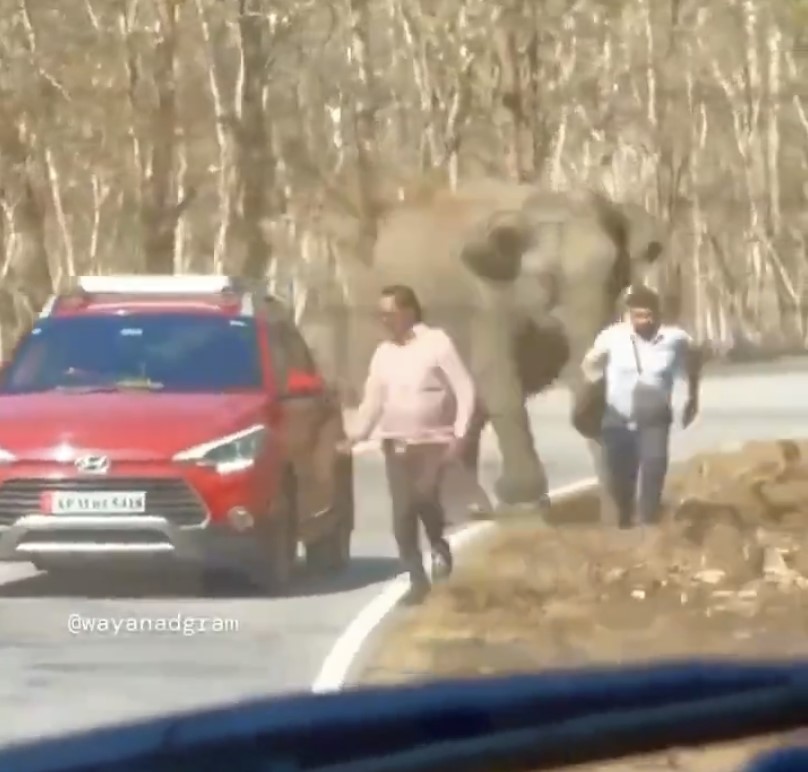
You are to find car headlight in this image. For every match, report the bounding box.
[173,424,267,474]
[0,447,15,464]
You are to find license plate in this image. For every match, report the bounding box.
[40,491,147,515]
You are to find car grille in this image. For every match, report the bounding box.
[0,478,208,528]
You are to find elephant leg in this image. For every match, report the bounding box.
[564,356,621,527]
[587,437,620,526]
[461,402,486,477]
[461,404,496,515]
[489,412,549,507]
[470,314,549,508]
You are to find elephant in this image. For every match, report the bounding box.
[316,179,665,514]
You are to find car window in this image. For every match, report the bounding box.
[0,313,263,394]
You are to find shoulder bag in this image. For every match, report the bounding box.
[571,370,607,440]
[630,336,672,426]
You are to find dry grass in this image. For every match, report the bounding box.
[359,439,808,770]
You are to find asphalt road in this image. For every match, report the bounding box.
[2,361,808,744]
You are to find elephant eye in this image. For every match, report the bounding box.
[490,226,524,258]
[645,241,663,262]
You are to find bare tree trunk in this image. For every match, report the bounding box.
[236,0,274,280]
[19,0,75,284]
[346,0,380,262]
[441,5,475,190]
[0,115,53,315]
[524,11,544,177]
[142,0,181,273]
[88,174,110,269]
[684,39,709,340]
[493,7,528,181]
[547,22,578,189]
[395,0,439,170]
[120,0,144,223]
[646,0,687,223]
[739,0,768,324]
[173,127,189,271]
[765,18,782,237]
[194,0,237,272]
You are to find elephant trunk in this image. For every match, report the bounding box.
[514,316,570,397]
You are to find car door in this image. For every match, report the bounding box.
[268,319,340,532]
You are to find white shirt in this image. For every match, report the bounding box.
[587,322,693,426]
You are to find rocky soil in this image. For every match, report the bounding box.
[359,439,808,770]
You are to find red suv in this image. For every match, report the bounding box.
[0,275,353,593]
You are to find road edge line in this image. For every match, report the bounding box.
[310,475,599,694]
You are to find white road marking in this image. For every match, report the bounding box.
[311,476,598,693]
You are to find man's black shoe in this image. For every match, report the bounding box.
[401,579,430,606]
[468,503,495,520]
[431,539,453,581]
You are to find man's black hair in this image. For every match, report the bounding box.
[624,284,660,313]
[381,284,423,322]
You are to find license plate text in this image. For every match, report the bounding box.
[40,491,147,515]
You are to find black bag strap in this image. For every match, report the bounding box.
[630,335,643,374]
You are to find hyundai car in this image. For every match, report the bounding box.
[0,274,353,593]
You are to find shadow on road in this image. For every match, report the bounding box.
[0,556,401,600]
[293,556,401,596]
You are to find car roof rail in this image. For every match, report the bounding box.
[73,274,244,295]
[37,275,294,319]
[38,295,61,318]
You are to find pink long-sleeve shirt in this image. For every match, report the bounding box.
[349,323,476,445]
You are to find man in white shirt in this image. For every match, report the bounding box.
[580,285,701,528]
[339,285,479,604]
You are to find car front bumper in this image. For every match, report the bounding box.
[0,514,260,569]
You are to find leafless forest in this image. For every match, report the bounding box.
[0,0,806,357]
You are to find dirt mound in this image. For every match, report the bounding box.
[359,439,808,770]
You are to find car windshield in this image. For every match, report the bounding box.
[0,313,263,394]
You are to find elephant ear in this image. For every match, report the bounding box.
[586,193,665,304]
[460,210,531,282]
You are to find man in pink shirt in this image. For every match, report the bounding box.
[339,285,477,605]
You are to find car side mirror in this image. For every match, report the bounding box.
[280,368,324,398]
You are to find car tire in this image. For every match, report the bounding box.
[305,455,353,574]
[252,477,298,595]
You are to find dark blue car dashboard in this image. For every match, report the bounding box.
[2,660,807,772]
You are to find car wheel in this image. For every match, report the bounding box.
[305,456,353,574]
[253,479,298,595]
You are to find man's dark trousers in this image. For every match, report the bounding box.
[600,419,670,528]
[382,440,448,583]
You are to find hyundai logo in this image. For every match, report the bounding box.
[74,454,111,475]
